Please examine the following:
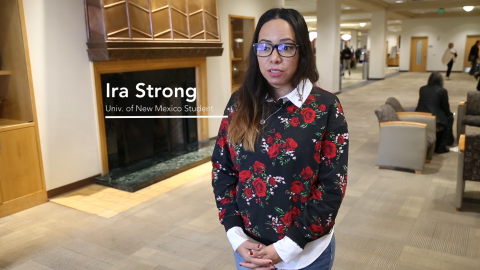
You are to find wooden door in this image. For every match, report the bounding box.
[386,41,389,65]
[410,37,428,72]
[464,35,480,69]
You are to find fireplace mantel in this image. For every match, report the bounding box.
[84,0,223,61]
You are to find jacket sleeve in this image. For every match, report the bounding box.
[286,97,349,249]
[440,88,453,117]
[211,93,245,232]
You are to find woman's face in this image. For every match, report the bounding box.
[257,19,299,95]
[449,43,454,48]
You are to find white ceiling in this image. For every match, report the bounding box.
[284,0,480,32]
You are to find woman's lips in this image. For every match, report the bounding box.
[268,69,283,77]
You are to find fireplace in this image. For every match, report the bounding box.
[93,58,213,192]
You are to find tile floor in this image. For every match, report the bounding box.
[0,71,480,270]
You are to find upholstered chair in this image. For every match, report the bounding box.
[456,134,480,211]
[385,97,416,112]
[374,104,436,174]
[457,92,480,143]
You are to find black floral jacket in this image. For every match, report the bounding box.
[212,86,348,249]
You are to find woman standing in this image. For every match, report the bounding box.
[212,8,348,270]
[441,43,457,80]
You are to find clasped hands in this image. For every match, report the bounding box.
[237,240,282,270]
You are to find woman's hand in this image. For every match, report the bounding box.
[236,241,274,270]
[256,244,282,266]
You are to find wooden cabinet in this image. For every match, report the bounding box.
[0,0,47,217]
[229,15,255,92]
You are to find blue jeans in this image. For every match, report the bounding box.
[234,234,335,270]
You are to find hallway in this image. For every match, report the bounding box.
[1,72,480,270]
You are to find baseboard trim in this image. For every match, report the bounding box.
[47,174,100,198]
[368,78,385,80]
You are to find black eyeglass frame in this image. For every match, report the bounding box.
[252,42,300,58]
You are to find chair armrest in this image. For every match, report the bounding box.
[459,134,465,153]
[396,115,436,134]
[380,121,427,128]
[459,101,466,106]
[397,112,433,117]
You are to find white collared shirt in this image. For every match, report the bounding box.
[226,79,334,270]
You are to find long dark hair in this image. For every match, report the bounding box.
[228,8,319,151]
[428,71,443,87]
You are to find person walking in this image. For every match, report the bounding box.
[441,43,457,80]
[468,40,479,75]
[212,8,348,270]
[341,46,352,76]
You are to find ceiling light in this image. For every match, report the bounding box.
[309,31,317,42]
[396,1,403,3]
[341,34,351,41]
[359,23,366,27]
[234,38,243,43]
[345,7,350,9]
[463,6,474,12]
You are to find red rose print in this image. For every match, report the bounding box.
[301,107,316,123]
[276,225,285,234]
[287,105,297,114]
[268,177,276,186]
[338,103,343,113]
[315,141,322,152]
[284,138,298,151]
[219,209,226,221]
[244,187,252,198]
[300,195,308,203]
[242,216,250,227]
[220,118,229,132]
[217,136,227,148]
[220,197,233,204]
[292,195,299,202]
[291,181,305,194]
[230,189,237,197]
[267,136,274,144]
[319,104,326,111]
[239,170,252,183]
[291,117,300,127]
[275,132,282,139]
[268,143,281,158]
[309,224,324,233]
[301,166,314,179]
[229,146,237,162]
[253,161,266,174]
[322,140,337,159]
[338,135,345,144]
[312,189,323,200]
[213,162,220,169]
[314,152,321,163]
[253,178,267,197]
[305,95,315,105]
[280,207,300,226]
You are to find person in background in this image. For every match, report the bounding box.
[415,72,454,153]
[341,46,352,76]
[468,40,479,75]
[441,43,457,80]
[212,8,348,270]
[355,47,362,63]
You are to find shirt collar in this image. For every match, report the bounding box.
[266,79,313,108]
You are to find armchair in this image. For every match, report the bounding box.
[457,92,480,143]
[374,104,436,174]
[456,134,480,211]
[385,97,416,112]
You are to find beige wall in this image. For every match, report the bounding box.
[399,16,480,72]
[207,0,284,138]
[23,0,101,190]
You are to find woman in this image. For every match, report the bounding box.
[415,72,454,153]
[211,8,348,270]
[441,43,457,80]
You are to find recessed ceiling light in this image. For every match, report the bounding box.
[345,7,350,9]
[396,1,403,3]
[463,6,474,12]
[359,23,366,27]
[341,34,352,41]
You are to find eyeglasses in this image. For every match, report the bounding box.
[253,43,299,57]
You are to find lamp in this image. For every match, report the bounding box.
[341,34,351,41]
[463,6,474,12]
[359,23,366,27]
[309,31,317,42]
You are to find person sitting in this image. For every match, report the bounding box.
[415,72,454,153]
